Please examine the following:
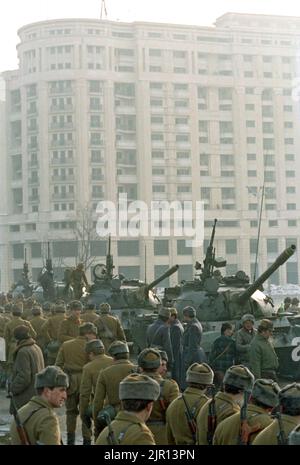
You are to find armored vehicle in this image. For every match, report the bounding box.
[164,219,300,379]
[82,237,179,342]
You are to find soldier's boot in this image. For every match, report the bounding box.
[83,438,91,445]
[67,433,76,445]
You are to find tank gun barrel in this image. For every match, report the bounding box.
[23,248,29,278]
[146,264,179,291]
[238,245,296,304]
[46,242,53,272]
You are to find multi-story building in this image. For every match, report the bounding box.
[1,13,300,291]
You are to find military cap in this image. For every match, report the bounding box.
[252,379,280,408]
[183,306,196,318]
[186,362,214,385]
[69,300,83,311]
[158,307,171,318]
[138,348,161,370]
[288,424,300,445]
[35,366,69,389]
[119,373,160,401]
[108,340,129,356]
[241,314,255,324]
[223,365,254,391]
[11,303,23,315]
[99,302,111,314]
[284,297,292,304]
[79,322,97,336]
[292,297,299,305]
[54,303,66,313]
[85,339,104,353]
[32,306,42,316]
[279,383,300,409]
[14,325,30,341]
[258,319,273,332]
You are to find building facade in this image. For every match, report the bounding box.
[0,13,300,291]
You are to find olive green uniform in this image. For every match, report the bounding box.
[235,327,257,366]
[10,396,62,445]
[196,391,240,445]
[79,353,113,441]
[166,387,209,445]
[0,315,10,337]
[253,415,299,445]
[41,313,66,365]
[4,317,36,365]
[81,311,99,323]
[71,269,88,300]
[30,315,47,350]
[93,359,134,423]
[94,314,126,353]
[96,411,156,445]
[213,403,273,445]
[57,315,82,344]
[55,336,88,435]
[144,372,179,445]
[249,334,279,379]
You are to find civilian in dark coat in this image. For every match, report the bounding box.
[182,306,206,386]
[146,307,173,370]
[209,322,236,388]
[169,308,184,388]
[9,325,44,412]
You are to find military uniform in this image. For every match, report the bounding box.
[94,313,126,353]
[253,415,298,445]
[235,327,257,366]
[41,311,66,365]
[55,335,88,439]
[249,333,278,379]
[10,396,62,445]
[57,314,82,343]
[81,310,99,323]
[4,316,36,365]
[0,314,10,337]
[71,267,88,300]
[30,314,47,351]
[96,410,155,445]
[182,308,206,383]
[166,362,213,445]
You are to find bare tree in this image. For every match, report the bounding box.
[74,203,99,271]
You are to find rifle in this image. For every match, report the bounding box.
[101,411,119,445]
[238,390,251,445]
[207,385,217,445]
[8,391,31,445]
[181,393,196,443]
[275,410,287,445]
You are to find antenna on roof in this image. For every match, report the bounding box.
[100,0,108,20]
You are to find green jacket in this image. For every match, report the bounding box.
[249,333,278,379]
[253,414,299,445]
[10,396,62,445]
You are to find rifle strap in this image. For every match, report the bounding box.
[210,343,232,364]
[22,407,45,427]
[181,394,200,421]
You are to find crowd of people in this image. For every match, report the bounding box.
[0,291,299,446]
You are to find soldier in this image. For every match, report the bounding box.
[249,319,279,380]
[42,303,66,365]
[41,301,52,318]
[55,322,97,445]
[9,325,44,412]
[81,303,99,323]
[253,383,300,445]
[96,373,160,445]
[288,423,300,445]
[138,348,180,445]
[29,306,47,352]
[278,296,292,314]
[93,341,134,437]
[290,297,300,314]
[94,303,126,354]
[157,350,168,378]
[235,314,257,367]
[71,263,89,300]
[169,307,184,388]
[209,322,236,389]
[4,303,36,370]
[213,378,280,445]
[196,365,254,445]
[57,300,83,344]
[79,339,113,444]
[10,366,69,445]
[146,307,173,371]
[182,306,206,385]
[166,363,214,445]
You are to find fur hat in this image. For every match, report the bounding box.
[252,379,280,408]
[279,383,300,410]
[108,340,129,356]
[119,373,160,401]
[14,325,30,341]
[183,306,196,318]
[223,365,254,391]
[35,366,69,389]
[138,348,161,370]
[241,314,255,324]
[186,362,214,385]
[99,303,111,314]
[85,339,104,353]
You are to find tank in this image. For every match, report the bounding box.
[32,243,74,303]
[82,237,179,343]
[164,219,299,379]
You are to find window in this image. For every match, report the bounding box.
[12,244,24,259]
[250,239,258,254]
[177,240,192,255]
[247,153,256,161]
[245,104,255,111]
[152,150,164,159]
[225,239,237,254]
[286,186,296,194]
[53,241,78,258]
[286,170,295,178]
[154,265,171,287]
[246,120,255,128]
[269,220,278,227]
[154,240,169,256]
[288,220,297,227]
[248,170,257,177]
[286,263,298,284]
[118,240,139,256]
[287,203,296,210]
[267,239,278,254]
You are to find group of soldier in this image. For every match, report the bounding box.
[0,291,300,445]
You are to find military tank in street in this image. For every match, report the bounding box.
[163,219,300,379]
[82,237,179,343]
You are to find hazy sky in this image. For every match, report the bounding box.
[1,0,300,72]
